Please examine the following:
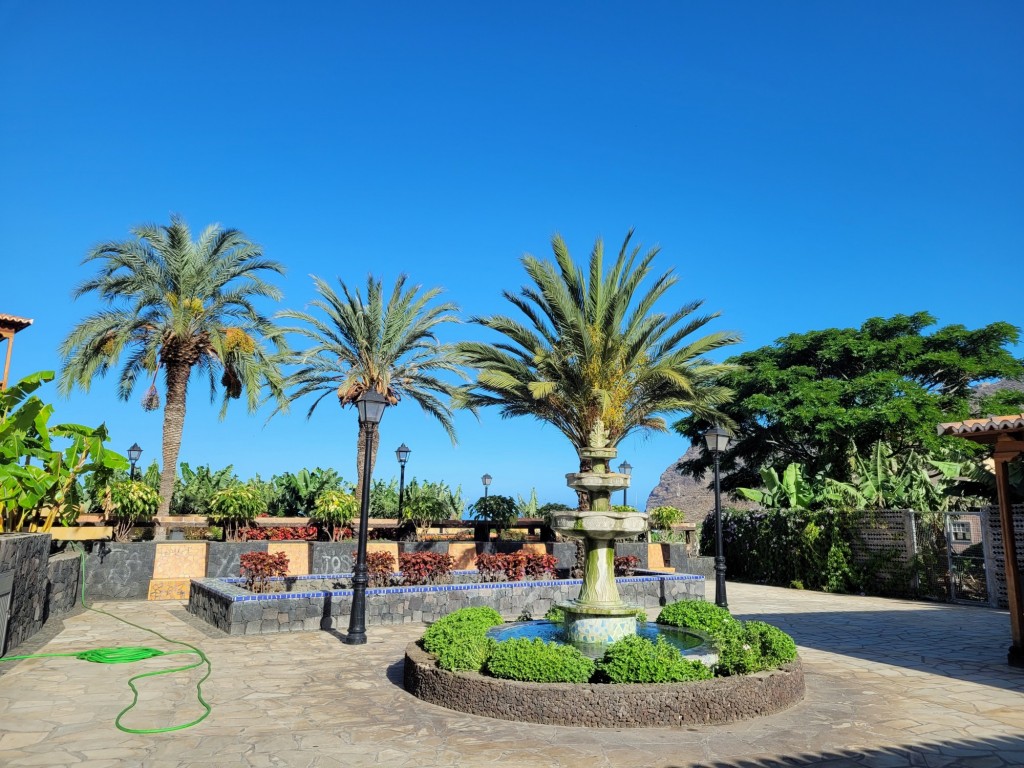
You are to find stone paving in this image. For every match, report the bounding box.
[1,583,1022,767]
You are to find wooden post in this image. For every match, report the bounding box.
[1,328,13,390]
[995,455,1024,667]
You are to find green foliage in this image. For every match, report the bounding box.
[675,312,1024,491]
[648,505,683,530]
[309,488,357,540]
[596,635,713,683]
[171,463,239,516]
[208,484,267,540]
[737,463,814,509]
[108,480,160,541]
[516,488,539,516]
[401,478,464,536]
[469,494,519,527]
[454,231,741,477]
[0,371,128,532]
[267,468,344,517]
[485,638,595,683]
[370,478,399,516]
[824,544,854,593]
[657,600,737,637]
[421,607,503,672]
[59,216,290,516]
[544,606,565,622]
[537,501,572,526]
[743,621,798,669]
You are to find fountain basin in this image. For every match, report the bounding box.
[551,509,648,540]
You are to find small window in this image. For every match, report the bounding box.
[951,522,970,542]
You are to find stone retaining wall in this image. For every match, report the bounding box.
[0,533,51,654]
[404,642,805,727]
[46,551,82,620]
[188,571,705,636]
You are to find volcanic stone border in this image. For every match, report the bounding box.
[403,642,804,727]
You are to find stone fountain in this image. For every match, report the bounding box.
[550,420,648,649]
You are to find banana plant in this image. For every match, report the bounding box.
[737,463,814,509]
[0,371,127,532]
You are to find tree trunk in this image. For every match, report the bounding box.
[353,421,380,522]
[157,363,190,520]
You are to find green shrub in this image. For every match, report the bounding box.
[208,483,266,541]
[596,635,712,683]
[108,480,160,541]
[421,607,504,672]
[744,620,797,668]
[649,505,683,531]
[544,606,565,622]
[310,489,357,541]
[656,599,736,637]
[485,638,595,683]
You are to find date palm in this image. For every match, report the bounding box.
[278,274,462,504]
[455,230,740,507]
[59,216,289,518]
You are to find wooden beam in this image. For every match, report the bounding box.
[1,328,13,391]
[995,456,1024,667]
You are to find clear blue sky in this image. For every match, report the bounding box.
[1,1,1021,512]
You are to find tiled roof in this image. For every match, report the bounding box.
[0,313,33,331]
[937,413,1024,436]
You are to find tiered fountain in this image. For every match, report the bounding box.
[549,419,648,650]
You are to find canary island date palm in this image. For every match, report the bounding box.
[59,216,289,518]
[278,274,463,504]
[455,230,741,508]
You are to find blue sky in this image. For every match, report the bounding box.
[1,2,1021,512]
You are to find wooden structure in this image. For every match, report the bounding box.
[938,413,1024,667]
[0,313,33,390]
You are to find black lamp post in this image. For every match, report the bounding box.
[618,460,632,507]
[703,425,731,609]
[482,473,491,499]
[127,443,143,481]
[395,443,410,521]
[345,390,388,645]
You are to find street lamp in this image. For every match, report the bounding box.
[482,473,491,499]
[127,443,143,481]
[703,425,731,609]
[618,460,632,507]
[345,390,388,645]
[395,443,410,522]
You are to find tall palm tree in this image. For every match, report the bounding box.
[59,216,289,518]
[455,230,741,507]
[278,274,463,503]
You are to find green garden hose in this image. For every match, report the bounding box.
[0,546,213,734]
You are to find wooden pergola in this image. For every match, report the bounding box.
[938,413,1024,667]
[0,313,33,390]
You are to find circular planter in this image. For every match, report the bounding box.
[403,642,805,728]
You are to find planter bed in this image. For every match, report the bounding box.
[403,641,804,727]
[187,570,705,636]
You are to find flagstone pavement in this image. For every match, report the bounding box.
[1,582,1023,768]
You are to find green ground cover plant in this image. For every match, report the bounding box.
[485,638,595,683]
[595,635,712,683]
[421,607,503,672]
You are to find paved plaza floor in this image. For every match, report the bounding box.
[1,582,1023,768]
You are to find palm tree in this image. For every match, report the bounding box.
[455,230,741,507]
[60,216,289,519]
[278,274,463,503]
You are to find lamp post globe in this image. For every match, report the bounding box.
[617,460,632,507]
[345,390,388,645]
[703,425,731,609]
[396,443,410,523]
[127,442,143,481]
[481,473,491,500]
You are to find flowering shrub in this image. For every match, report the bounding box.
[108,480,160,542]
[365,551,395,587]
[399,552,455,586]
[475,552,558,582]
[239,525,318,541]
[239,551,289,593]
[614,555,640,576]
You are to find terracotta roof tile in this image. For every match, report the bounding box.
[937,413,1024,436]
[0,314,33,331]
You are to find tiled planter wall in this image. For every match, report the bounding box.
[188,571,706,636]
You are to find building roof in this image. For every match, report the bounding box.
[938,413,1024,438]
[0,313,33,333]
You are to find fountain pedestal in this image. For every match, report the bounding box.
[553,438,649,648]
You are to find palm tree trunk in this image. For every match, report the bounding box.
[354,422,380,525]
[157,363,190,521]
